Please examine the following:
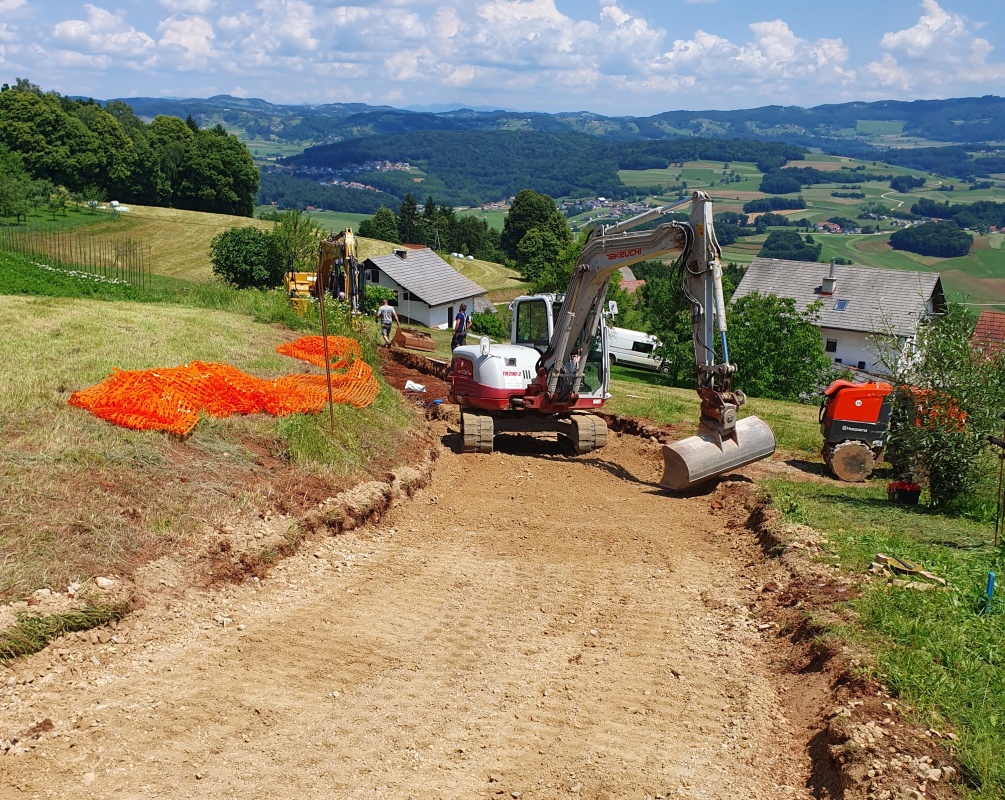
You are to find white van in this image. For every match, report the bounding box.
[607,326,669,373]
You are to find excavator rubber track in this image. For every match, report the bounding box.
[566,413,608,455]
[461,412,494,454]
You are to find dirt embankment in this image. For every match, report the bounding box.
[0,350,961,799]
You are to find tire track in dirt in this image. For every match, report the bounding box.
[1,425,816,799]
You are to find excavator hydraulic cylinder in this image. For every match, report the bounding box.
[659,415,776,491]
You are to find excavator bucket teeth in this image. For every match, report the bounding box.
[659,416,776,491]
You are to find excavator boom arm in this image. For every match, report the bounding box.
[540,207,691,396]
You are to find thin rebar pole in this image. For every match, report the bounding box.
[315,252,337,439]
[995,419,1005,548]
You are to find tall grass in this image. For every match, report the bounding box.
[766,478,1005,797]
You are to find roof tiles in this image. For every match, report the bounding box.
[365,248,486,307]
[732,258,943,339]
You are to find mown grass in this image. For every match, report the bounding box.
[765,478,1005,798]
[0,247,423,602]
[47,204,276,283]
[606,366,821,454]
[446,254,526,296]
[0,605,128,660]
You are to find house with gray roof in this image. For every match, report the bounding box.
[363,247,487,329]
[732,257,945,375]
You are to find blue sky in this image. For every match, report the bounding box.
[1,0,1003,116]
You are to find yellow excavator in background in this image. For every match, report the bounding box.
[286,228,365,316]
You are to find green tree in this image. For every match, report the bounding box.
[147,115,193,200]
[397,193,420,243]
[270,209,326,272]
[501,189,570,261]
[0,146,31,222]
[516,227,563,286]
[0,88,102,191]
[726,293,831,400]
[881,305,1005,512]
[639,275,695,383]
[209,227,283,289]
[47,185,70,219]
[358,206,400,243]
[759,230,821,262]
[173,125,259,216]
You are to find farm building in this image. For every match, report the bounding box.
[362,247,487,329]
[732,258,946,375]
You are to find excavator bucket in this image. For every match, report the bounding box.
[391,325,436,352]
[659,415,776,491]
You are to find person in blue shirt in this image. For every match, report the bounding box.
[451,303,472,349]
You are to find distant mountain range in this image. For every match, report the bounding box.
[112,94,1005,152]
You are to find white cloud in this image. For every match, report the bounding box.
[655,18,851,100]
[158,0,215,12]
[0,23,17,43]
[866,0,1005,92]
[880,0,965,58]
[0,0,26,11]
[51,5,155,57]
[157,15,215,67]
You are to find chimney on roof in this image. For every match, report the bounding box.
[821,260,837,296]
[393,248,407,260]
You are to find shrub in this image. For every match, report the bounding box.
[209,227,283,289]
[470,311,507,339]
[880,305,1005,513]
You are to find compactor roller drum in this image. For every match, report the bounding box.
[824,440,875,482]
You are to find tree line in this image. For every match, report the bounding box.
[357,195,505,263]
[912,197,1005,232]
[285,132,810,208]
[0,79,258,219]
[257,172,399,215]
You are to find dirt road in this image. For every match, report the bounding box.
[1,425,820,799]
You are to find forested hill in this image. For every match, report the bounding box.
[0,82,258,216]
[116,93,1005,151]
[287,131,623,207]
[284,131,804,207]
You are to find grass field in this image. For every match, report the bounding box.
[63,204,274,283]
[766,478,1005,798]
[446,254,526,299]
[605,366,821,455]
[255,206,371,236]
[456,207,508,231]
[0,248,420,602]
[244,139,309,160]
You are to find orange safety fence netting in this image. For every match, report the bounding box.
[68,336,380,436]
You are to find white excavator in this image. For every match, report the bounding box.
[447,191,776,491]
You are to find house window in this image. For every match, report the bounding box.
[367,268,380,284]
[825,339,838,353]
[834,299,850,311]
[834,358,843,364]
[857,361,867,370]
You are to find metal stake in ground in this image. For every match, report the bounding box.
[316,246,337,440]
[990,413,1005,547]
